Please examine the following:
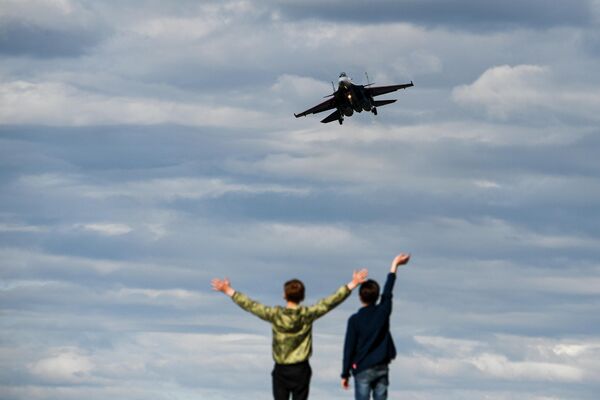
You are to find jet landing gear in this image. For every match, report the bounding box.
[371,107,378,116]
[338,116,344,125]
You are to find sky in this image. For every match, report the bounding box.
[1,0,600,399]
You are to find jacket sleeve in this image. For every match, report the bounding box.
[231,291,276,322]
[306,285,351,320]
[341,317,357,378]
[380,273,396,315]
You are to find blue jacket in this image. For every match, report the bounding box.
[341,273,397,378]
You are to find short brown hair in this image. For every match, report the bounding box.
[359,280,380,305]
[284,279,305,303]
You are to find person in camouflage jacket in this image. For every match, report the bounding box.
[212,268,368,400]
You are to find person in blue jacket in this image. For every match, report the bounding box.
[341,253,411,400]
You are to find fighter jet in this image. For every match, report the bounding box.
[294,72,413,125]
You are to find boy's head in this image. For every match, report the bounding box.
[284,279,305,304]
[359,279,380,305]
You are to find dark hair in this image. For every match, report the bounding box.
[284,279,305,303]
[359,280,380,305]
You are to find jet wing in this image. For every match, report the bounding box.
[366,81,413,97]
[294,97,337,118]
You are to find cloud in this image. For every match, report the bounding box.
[29,348,94,383]
[130,16,221,41]
[453,65,549,118]
[525,276,600,296]
[452,65,600,123]
[0,21,103,58]
[231,151,391,183]
[258,222,360,250]
[471,353,584,382]
[0,223,47,233]
[80,177,310,201]
[270,74,332,101]
[77,223,133,236]
[112,287,202,301]
[414,336,483,356]
[0,279,56,291]
[0,0,107,57]
[400,335,596,384]
[15,173,310,208]
[0,80,273,128]
[0,247,130,275]
[272,0,593,30]
[0,81,278,127]
[0,0,76,22]
[413,216,600,253]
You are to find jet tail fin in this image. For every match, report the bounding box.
[373,99,397,107]
[321,109,341,123]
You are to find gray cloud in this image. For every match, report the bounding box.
[1,0,600,399]
[273,0,594,31]
[0,21,104,58]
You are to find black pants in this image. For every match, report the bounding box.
[272,361,312,400]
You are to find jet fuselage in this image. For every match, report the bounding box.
[337,74,373,117]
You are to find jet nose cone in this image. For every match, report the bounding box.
[338,78,351,87]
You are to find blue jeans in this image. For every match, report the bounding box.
[354,364,389,400]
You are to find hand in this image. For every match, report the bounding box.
[341,377,350,390]
[211,278,235,297]
[391,253,410,272]
[347,268,368,290]
[352,269,368,285]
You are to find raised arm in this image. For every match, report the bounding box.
[380,253,411,311]
[307,269,368,319]
[211,277,275,322]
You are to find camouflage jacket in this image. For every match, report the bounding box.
[231,285,351,364]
